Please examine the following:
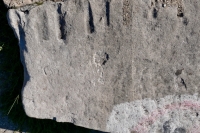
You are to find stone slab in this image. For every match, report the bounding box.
[6,0,200,132]
[3,0,60,8]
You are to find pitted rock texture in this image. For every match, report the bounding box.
[3,0,60,8]
[6,0,200,132]
[107,94,200,133]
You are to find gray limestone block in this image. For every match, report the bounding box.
[3,0,41,8]
[6,0,200,132]
[3,0,62,8]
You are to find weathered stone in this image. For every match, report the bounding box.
[107,94,200,133]
[3,0,60,8]
[6,0,200,132]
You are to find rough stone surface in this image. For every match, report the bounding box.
[6,0,200,132]
[0,129,21,133]
[107,94,200,133]
[3,0,59,8]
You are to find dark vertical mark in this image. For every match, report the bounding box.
[163,121,171,133]
[102,52,109,65]
[17,12,28,52]
[42,11,49,40]
[106,1,110,26]
[18,25,27,51]
[57,3,62,16]
[15,13,30,91]
[173,128,186,133]
[185,37,189,44]
[181,78,187,89]
[151,2,154,6]
[153,8,158,18]
[105,52,109,60]
[36,9,50,40]
[88,2,95,33]
[57,3,67,40]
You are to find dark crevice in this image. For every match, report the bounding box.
[88,2,95,33]
[106,1,110,26]
[181,78,187,89]
[57,3,67,40]
[102,60,107,65]
[57,3,62,14]
[153,8,158,18]
[102,53,109,65]
[151,2,154,6]
[20,9,29,14]
[105,52,109,60]
[177,13,184,17]
[16,13,30,89]
[17,22,27,52]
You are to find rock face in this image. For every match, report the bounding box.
[6,0,200,132]
[3,0,59,8]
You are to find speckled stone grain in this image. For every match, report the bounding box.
[6,0,200,132]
